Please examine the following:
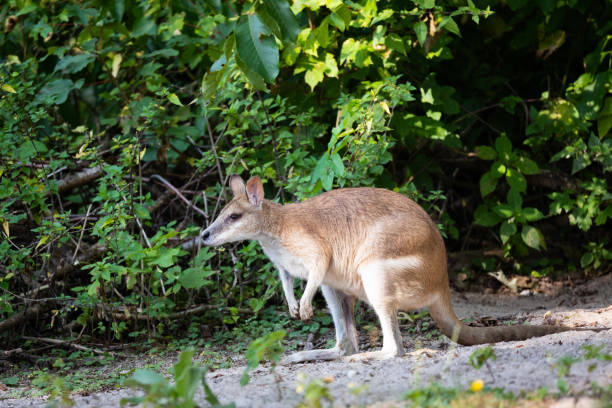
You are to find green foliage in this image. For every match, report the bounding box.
[295,372,334,408]
[241,329,285,386]
[468,346,497,370]
[405,383,462,407]
[122,349,234,408]
[0,0,610,344]
[554,345,612,396]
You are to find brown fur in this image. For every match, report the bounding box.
[203,176,605,361]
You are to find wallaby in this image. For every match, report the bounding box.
[202,175,605,363]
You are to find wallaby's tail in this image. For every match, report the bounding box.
[428,287,604,346]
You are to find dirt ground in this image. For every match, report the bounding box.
[2,274,611,407]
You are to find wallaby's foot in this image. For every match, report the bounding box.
[281,346,355,364]
[288,301,299,319]
[299,301,314,321]
[343,349,403,362]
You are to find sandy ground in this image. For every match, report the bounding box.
[2,274,611,407]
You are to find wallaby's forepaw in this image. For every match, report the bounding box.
[299,302,314,321]
[288,301,299,319]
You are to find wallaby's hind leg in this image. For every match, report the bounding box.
[282,285,357,364]
[346,263,405,361]
[345,303,403,362]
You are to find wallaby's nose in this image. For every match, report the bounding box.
[202,230,210,241]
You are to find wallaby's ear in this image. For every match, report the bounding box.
[246,176,264,208]
[229,175,246,197]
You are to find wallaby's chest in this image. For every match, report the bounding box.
[259,240,310,280]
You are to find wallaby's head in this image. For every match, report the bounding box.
[202,175,266,246]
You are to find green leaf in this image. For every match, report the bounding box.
[125,369,165,386]
[475,146,497,160]
[414,0,436,8]
[499,220,517,244]
[521,225,546,250]
[479,171,498,197]
[54,53,95,74]
[414,21,427,47]
[174,351,202,401]
[385,34,406,55]
[36,79,83,105]
[167,93,183,106]
[242,330,286,386]
[304,62,325,90]
[132,17,156,38]
[506,168,526,192]
[439,16,461,37]
[234,51,267,90]
[2,84,17,93]
[507,188,522,212]
[522,207,544,222]
[2,377,19,386]
[499,96,522,113]
[262,0,300,43]
[571,154,590,174]
[179,267,213,289]
[202,69,225,100]
[474,205,502,227]
[110,0,125,21]
[494,134,512,159]
[597,97,612,137]
[321,172,334,191]
[235,13,279,83]
[329,153,345,177]
[580,252,594,268]
[150,247,181,268]
[516,156,539,175]
[492,203,514,218]
[328,5,351,31]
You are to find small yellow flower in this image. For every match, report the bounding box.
[470,379,484,392]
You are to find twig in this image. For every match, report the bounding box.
[256,91,285,201]
[204,112,225,187]
[150,174,207,217]
[72,204,92,263]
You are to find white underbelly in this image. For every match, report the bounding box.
[260,244,310,280]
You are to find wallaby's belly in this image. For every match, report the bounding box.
[260,241,310,280]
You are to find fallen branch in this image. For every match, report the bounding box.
[1,348,46,365]
[49,243,107,281]
[106,303,251,321]
[56,165,104,194]
[0,299,56,332]
[21,336,117,356]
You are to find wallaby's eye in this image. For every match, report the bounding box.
[229,213,241,221]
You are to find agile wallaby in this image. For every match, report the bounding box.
[202,175,605,362]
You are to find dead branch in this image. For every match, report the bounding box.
[0,299,56,332]
[21,336,117,356]
[106,303,251,321]
[55,165,104,194]
[447,248,505,261]
[1,348,46,366]
[150,174,208,218]
[49,243,107,281]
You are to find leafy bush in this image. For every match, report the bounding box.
[0,0,610,343]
